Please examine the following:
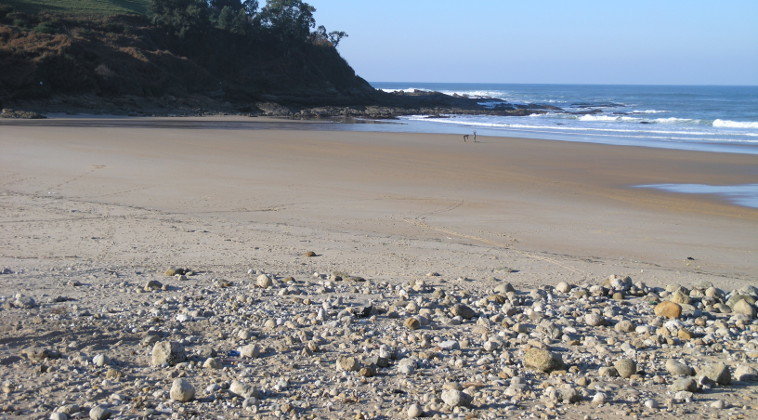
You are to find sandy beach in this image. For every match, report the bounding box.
[0,116,756,418]
[1,116,756,286]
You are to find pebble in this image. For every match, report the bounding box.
[256,274,273,288]
[654,301,682,319]
[670,377,697,392]
[151,341,186,366]
[734,365,758,382]
[169,378,195,402]
[614,358,636,378]
[203,357,222,369]
[92,354,107,367]
[523,348,563,373]
[732,299,756,318]
[407,403,423,418]
[88,406,110,420]
[404,317,420,330]
[451,303,477,320]
[584,313,605,326]
[665,359,693,376]
[699,362,731,385]
[592,392,607,405]
[441,389,472,407]
[337,356,359,372]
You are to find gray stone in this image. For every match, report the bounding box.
[669,377,697,392]
[614,320,634,333]
[584,313,605,326]
[229,380,258,398]
[699,363,731,385]
[441,389,472,407]
[665,359,693,376]
[256,274,273,288]
[732,299,756,318]
[89,406,111,420]
[150,341,186,366]
[451,304,477,320]
[523,348,563,373]
[170,378,195,402]
[734,365,758,382]
[239,344,260,358]
[407,403,423,418]
[337,356,359,372]
[555,281,572,294]
[614,358,636,378]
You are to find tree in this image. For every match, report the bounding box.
[216,6,250,35]
[328,30,347,47]
[260,0,315,41]
[311,25,347,47]
[150,0,210,38]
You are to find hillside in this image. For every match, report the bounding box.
[0,1,392,115]
[4,0,149,16]
[0,1,521,117]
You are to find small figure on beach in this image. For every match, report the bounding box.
[463,131,477,143]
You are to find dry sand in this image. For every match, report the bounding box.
[0,116,756,419]
[1,116,755,287]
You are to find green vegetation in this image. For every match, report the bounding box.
[4,0,149,16]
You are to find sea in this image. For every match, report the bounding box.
[370,82,758,156]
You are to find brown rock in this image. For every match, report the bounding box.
[654,301,682,319]
[404,317,421,330]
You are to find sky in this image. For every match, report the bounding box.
[308,0,758,85]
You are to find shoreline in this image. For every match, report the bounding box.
[3,113,757,157]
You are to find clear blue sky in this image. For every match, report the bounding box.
[308,0,758,85]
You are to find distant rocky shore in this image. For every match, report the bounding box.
[1,89,566,121]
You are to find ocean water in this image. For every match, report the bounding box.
[371,82,758,155]
[635,184,758,209]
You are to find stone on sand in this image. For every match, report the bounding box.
[654,301,682,319]
[151,341,186,366]
[614,358,636,378]
[699,363,731,385]
[170,378,195,402]
[441,389,472,407]
[523,348,563,373]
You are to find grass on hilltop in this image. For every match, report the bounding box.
[3,0,149,16]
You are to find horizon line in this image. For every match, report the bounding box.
[369,81,758,87]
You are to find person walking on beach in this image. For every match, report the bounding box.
[473,130,477,142]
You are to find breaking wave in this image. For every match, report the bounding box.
[713,119,758,129]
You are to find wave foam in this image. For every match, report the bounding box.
[652,117,698,124]
[713,119,758,129]
[577,115,638,122]
[631,109,665,114]
[379,88,432,93]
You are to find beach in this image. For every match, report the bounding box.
[1,116,756,285]
[0,116,756,418]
